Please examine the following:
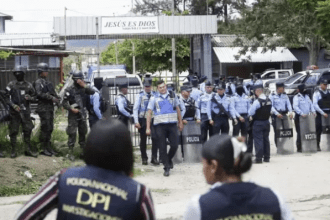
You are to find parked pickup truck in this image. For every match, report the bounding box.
[266,71,308,94]
[244,69,294,88]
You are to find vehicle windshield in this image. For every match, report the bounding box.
[98,70,126,79]
[284,73,302,84]
[305,74,320,85]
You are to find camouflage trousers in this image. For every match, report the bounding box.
[37,111,54,143]
[66,114,88,148]
[9,113,34,145]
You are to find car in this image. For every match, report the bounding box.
[244,69,294,87]
[266,71,308,94]
[284,68,330,103]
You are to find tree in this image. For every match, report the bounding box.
[233,0,324,66]
[134,0,184,15]
[0,51,14,60]
[101,38,190,74]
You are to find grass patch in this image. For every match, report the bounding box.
[0,179,42,197]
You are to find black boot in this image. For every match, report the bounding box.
[48,142,58,156]
[0,145,4,158]
[68,146,75,161]
[41,142,52,157]
[25,143,38,158]
[142,158,148,165]
[11,143,17,158]
[150,157,160,165]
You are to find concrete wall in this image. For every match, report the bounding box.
[191,35,212,80]
[0,17,4,33]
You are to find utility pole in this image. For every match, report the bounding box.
[207,0,209,15]
[131,0,136,75]
[64,7,67,49]
[115,41,118,65]
[96,17,100,77]
[171,0,177,90]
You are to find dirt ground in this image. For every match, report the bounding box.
[0,117,330,219]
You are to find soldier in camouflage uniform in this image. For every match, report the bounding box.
[0,90,9,158]
[34,63,60,156]
[62,72,95,161]
[5,66,37,158]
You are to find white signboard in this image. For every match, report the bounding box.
[101,17,159,34]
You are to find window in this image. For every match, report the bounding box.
[278,71,290,78]
[262,72,275,79]
[285,73,302,84]
[305,75,319,85]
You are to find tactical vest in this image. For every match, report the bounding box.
[85,93,102,117]
[7,81,30,110]
[34,78,56,105]
[138,92,152,118]
[182,97,196,119]
[199,182,281,220]
[254,97,272,120]
[57,165,144,220]
[153,91,177,125]
[115,94,133,118]
[317,90,330,110]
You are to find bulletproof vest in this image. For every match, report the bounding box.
[116,94,133,117]
[254,97,272,120]
[317,90,330,110]
[67,87,87,117]
[8,81,28,108]
[85,94,95,116]
[34,78,56,105]
[227,83,233,95]
[57,165,143,220]
[199,182,281,220]
[183,97,196,119]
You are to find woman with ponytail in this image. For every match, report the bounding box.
[183,134,294,220]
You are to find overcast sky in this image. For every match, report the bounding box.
[2,0,133,33]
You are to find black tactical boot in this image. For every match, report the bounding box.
[11,143,17,158]
[68,146,75,161]
[25,143,38,158]
[48,142,58,156]
[150,157,160,165]
[41,142,52,157]
[142,158,148,165]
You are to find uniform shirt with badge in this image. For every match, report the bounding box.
[147,91,180,125]
[231,93,251,118]
[207,93,236,120]
[133,90,157,124]
[191,87,203,102]
[115,93,132,117]
[313,89,330,115]
[269,92,293,115]
[179,95,201,121]
[198,92,214,115]
[293,93,315,115]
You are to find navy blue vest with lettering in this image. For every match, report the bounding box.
[199,182,281,220]
[57,165,143,220]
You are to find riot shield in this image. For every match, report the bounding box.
[182,121,202,163]
[300,115,317,153]
[321,116,330,151]
[172,135,183,164]
[276,115,294,154]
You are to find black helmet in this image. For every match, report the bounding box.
[37,63,49,74]
[13,65,26,75]
[72,72,84,80]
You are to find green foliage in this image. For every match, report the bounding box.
[0,50,15,60]
[101,38,190,74]
[316,0,330,41]
[0,179,42,196]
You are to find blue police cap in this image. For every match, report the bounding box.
[143,79,152,87]
[217,83,226,90]
[253,84,263,90]
[205,81,212,86]
[118,83,128,89]
[181,86,192,92]
[191,78,199,87]
[276,82,284,88]
[320,79,328,85]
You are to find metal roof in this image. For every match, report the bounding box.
[0,33,63,47]
[53,15,217,39]
[0,12,13,20]
[211,35,282,47]
[213,47,298,63]
[0,46,84,56]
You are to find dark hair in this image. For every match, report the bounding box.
[84,119,134,176]
[202,134,252,176]
[157,80,165,87]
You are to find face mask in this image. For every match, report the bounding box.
[237,87,244,96]
[15,73,24,81]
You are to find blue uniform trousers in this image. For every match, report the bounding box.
[200,113,212,144]
[247,127,254,153]
[210,115,229,137]
[253,120,270,161]
[138,118,158,160]
[233,115,248,138]
[154,123,178,170]
[294,114,302,151]
[88,114,99,129]
[316,113,323,149]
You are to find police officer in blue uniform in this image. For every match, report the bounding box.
[248,84,272,163]
[85,80,102,129]
[133,79,159,166]
[191,77,203,102]
[146,80,184,176]
[232,83,251,140]
[179,86,201,124]
[208,82,236,136]
[199,81,214,144]
[15,119,156,220]
[183,134,293,220]
[269,82,293,147]
[313,79,330,151]
[247,73,263,96]
[225,76,235,96]
[115,83,133,127]
[293,84,316,152]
